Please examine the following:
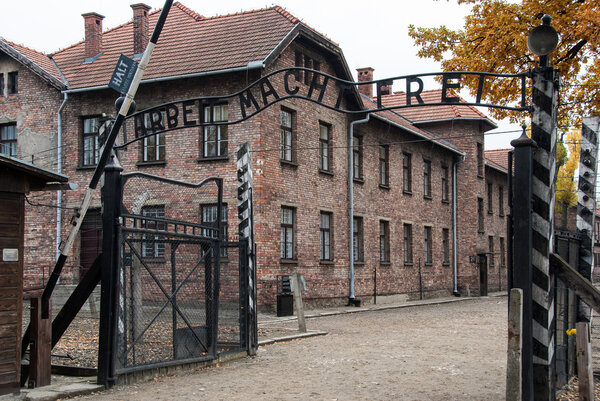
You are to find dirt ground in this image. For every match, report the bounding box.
[77,297,508,401]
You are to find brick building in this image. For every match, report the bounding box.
[0,2,509,307]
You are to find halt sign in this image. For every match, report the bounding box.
[108,54,138,94]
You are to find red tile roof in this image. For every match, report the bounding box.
[0,39,63,85]
[380,89,497,129]
[49,3,305,90]
[485,148,510,173]
[360,94,461,154]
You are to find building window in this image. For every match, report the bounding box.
[142,112,166,162]
[281,206,295,260]
[320,212,332,261]
[488,236,495,267]
[294,51,304,82]
[82,116,100,166]
[379,220,390,263]
[441,165,449,202]
[487,182,493,214]
[201,204,228,257]
[595,221,600,246]
[424,226,433,264]
[499,185,504,217]
[477,197,484,233]
[304,55,312,85]
[403,223,413,264]
[500,237,506,267]
[353,135,363,180]
[477,142,484,178]
[203,104,228,158]
[7,71,17,95]
[0,123,17,157]
[294,51,320,85]
[423,159,432,198]
[379,145,389,187]
[353,216,364,262]
[442,228,450,265]
[0,74,4,96]
[319,123,331,171]
[403,152,412,193]
[141,206,165,258]
[281,108,294,162]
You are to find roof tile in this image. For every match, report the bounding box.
[51,4,299,90]
[380,89,497,128]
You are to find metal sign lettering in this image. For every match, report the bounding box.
[117,67,529,147]
[108,54,138,94]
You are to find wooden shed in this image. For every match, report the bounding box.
[0,154,68,395]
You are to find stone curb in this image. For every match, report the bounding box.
[258,330,328,346]
[0,382,104,401]
[258,292,507,325]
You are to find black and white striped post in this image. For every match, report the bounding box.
[237,142,257,355]
[527,14,560,401]
[576,117,600,322]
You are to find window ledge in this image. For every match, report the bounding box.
[380,261,391,266]
[404,263,414,267]
[280,159,298,168]
[353,261,365,266]
[76,165,97,171]
[319,169,334,176]
[319,260,334,265]
[353,177,364,184]
[142,257,166,263]
[136,160,167,167]
[443,262,450,267]
[424,262,433,267]
[403,190,412,196]
[280,258,298,265]
[379,184,390,190]
[488,211,494,215]
[423,195,432,200]
[197,155,229,163]
[442,199,450,204]
[477,174,484,179]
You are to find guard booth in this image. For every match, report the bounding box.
[0,155,69,395]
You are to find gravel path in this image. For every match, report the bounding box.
[78,297,508,401]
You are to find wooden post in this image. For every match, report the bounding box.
[576,322,594,401]
[506,288,523,401]
[29,297,51,388]
[292,272,306,333]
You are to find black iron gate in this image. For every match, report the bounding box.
[553,228,580,388]
[98,160,253,384]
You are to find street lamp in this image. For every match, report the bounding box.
[527,14,560,67]
[511,13,560,401]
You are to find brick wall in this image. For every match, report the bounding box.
[5,38,509,308]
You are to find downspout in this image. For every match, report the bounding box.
[56,93,68,260]
[452,154,465,296]
[348,113,370,303]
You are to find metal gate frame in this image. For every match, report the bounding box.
[97,159,254,385]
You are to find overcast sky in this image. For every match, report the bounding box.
[1,0,519,148]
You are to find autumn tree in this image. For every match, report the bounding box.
[555,129,580,226]
[408,0,600,127]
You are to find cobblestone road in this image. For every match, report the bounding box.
[77,296,508,401]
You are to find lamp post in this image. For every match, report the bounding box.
[516,14,559,401]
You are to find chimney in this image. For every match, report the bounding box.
[82,12,105,60]
[357,67,374,98]
[131,3,151,57]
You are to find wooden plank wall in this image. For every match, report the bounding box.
[0,192,23,395]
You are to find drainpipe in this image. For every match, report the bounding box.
[348,113,370,303]
[56,93,68,260]
[452,154,465,295]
